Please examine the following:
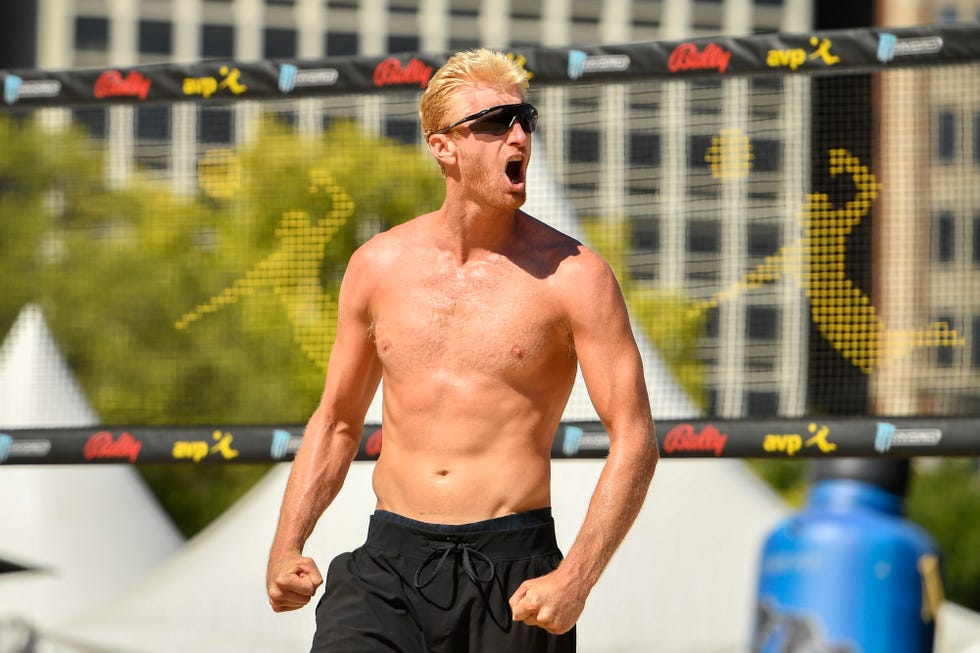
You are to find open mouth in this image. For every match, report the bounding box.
[505,157,525,185]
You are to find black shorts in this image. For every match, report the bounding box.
[311,509,576,653]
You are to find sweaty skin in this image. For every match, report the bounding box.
[267,82,658,636]
[370,210,579,523]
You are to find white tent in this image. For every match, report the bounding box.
[45,458,980,653]
[0,305,184,634]
[50,458,785,653]
[0,305,101,429]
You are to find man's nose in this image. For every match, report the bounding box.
[506,120,529,143]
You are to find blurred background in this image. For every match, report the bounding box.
[1,0,980,651]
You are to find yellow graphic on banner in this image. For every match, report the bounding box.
[171,430,240,462]
[804,422,836,453]
[176,167,353,370]
[705,129,754,180]
[691,149,963,373]
[767,36,841,70]
[762,423,837,456]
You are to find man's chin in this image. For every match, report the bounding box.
[505,189,527,208]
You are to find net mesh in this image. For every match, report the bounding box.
[1,59,979,429]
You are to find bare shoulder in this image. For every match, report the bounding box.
[348,213,432,272]
[517,212,616,290]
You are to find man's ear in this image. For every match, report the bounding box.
[428,133,457,168]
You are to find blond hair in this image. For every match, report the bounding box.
[419,49,530,139]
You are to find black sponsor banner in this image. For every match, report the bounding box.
[1,24,977,109]
[0,417,975,464]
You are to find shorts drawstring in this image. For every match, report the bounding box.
[413,539,496,589]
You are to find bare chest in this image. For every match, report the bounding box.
[371,265,570,376]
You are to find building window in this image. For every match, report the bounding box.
[199,107,233,145]
[934,211,956,262]
[628,132,660,167]
[746,305,779,340]
[384,119,418,145]
[387,35,420,54]
[938,6,958,22]
[974,112,980,165]
[136,106,170,140]
[273,110,298,127]
[705,308,719,338]
[688,134,714,170]
[751,139,781,173]
[326,32,358,56]
[687,219,720,253]
[748,222,780,257]
[449,38,480,51]
[936,315,955,366]
[631,218,660,251]
[973,213,980,265]
[568,129,600,164]
[75,16,109,51]
[201,24,234,59]
[139,20,172,56]
[937,110,956,162]
[704,388,718,415]
[973,315,980,368]
[72,107,106,139]
[746,391,779,417]
[264,27,297,59]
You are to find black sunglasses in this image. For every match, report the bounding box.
[434,103,538,136]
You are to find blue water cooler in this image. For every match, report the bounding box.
[753,458,943,653]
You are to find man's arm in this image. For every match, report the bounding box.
[267,246,383,612]
[510,248,658,633]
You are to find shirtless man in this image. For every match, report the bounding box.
[266,49,658,652]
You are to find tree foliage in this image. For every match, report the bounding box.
[0,112,444,534]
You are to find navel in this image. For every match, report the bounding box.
[435,469,450,477]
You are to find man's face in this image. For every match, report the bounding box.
[445,85,533,212]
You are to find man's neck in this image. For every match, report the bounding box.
[434,199,520,263]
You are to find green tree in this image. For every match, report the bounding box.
[0,113,444,535]
[907,459,980,610]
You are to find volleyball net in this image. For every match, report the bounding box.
[1,24,979,463]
